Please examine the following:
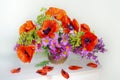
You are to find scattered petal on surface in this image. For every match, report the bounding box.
[61,69,69,79]
[36,69,47,75]
[36,66,54,76]
[10,67,21,74]
[42,66,54,72]
[87,62,98,68]
[68,65,83,70]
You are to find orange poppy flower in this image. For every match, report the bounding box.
[80,23,90,33]
[46,7,66,20]
[61,15,71,33]
[37,20,59,38]
[81,32,98,51]
[16,45,35,63]
[71,19,79,32]
[19,20,36,34]
[61,15,79,33]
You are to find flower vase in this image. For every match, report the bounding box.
[48,55,67,64]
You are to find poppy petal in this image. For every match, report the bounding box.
[87,62,98,68]
[61,69,69,79]
[46,7,66,20]
[10,67,21,73]
[37,30,46,38]
[37,20,59,38]
[63,28,70,33]
[19,20,35,34]
[80,23,90,32]
[61,15,71,28]
[49,33,55,38]
[81,32,98,51]
[25,20,35,30]
[72,19,79,32]
[36,69,47,75]
[25,45,35,58]
[68,65,83,70]
[42,66,54,72]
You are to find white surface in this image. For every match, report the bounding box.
[0,53,100,80]
[0,0,120,80]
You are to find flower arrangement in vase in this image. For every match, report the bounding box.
[14,7,106,66]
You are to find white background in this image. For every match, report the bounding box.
[0,0,120,80]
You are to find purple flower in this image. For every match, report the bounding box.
[35,43,42,53]
[54,33,59,40]
[49,38,60,51]
[74,47,89,57]
[37,43,41,49]
[49,43,72,60]
[87,53,100,64]
[73,46,99,64]
[61,44,72,57]
[14,44,20,51]
[41,37,51,46]
[93,38,107,53]
[32,40,36,45]
[49,48,61,60]
[60,34,69,45]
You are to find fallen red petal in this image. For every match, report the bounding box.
[69,65,83,70]
[42,66,54,72]
[10,67,21,74]
[36,69,47,75]
[87,62,98,68]
[61,69,69,79]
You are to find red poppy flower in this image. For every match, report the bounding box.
[19,20,36,34]
[61,15,71,33]
[71,19,79,32]
[16,45,35,63]
[80,23,90,33]
[46,7,66,20]
[37,20,59,38]
[81,32,98,51]
[61,15,79,33]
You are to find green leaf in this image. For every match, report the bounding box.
[40,7,47,13]
[35,60,50,67]
[42,46,49,57]
[17,29,41,46]
[69,31,84,48]
[36,14,51,26]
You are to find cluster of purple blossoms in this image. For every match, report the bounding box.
[39,34,72,59]
[73,38,106,64]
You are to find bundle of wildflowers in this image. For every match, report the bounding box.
[14,7,106,64]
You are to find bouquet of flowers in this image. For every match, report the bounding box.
[14,7,106,65]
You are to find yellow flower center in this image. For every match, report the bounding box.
[63,51,67,54]
[66,46,69,49]
[45,39,49,43]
